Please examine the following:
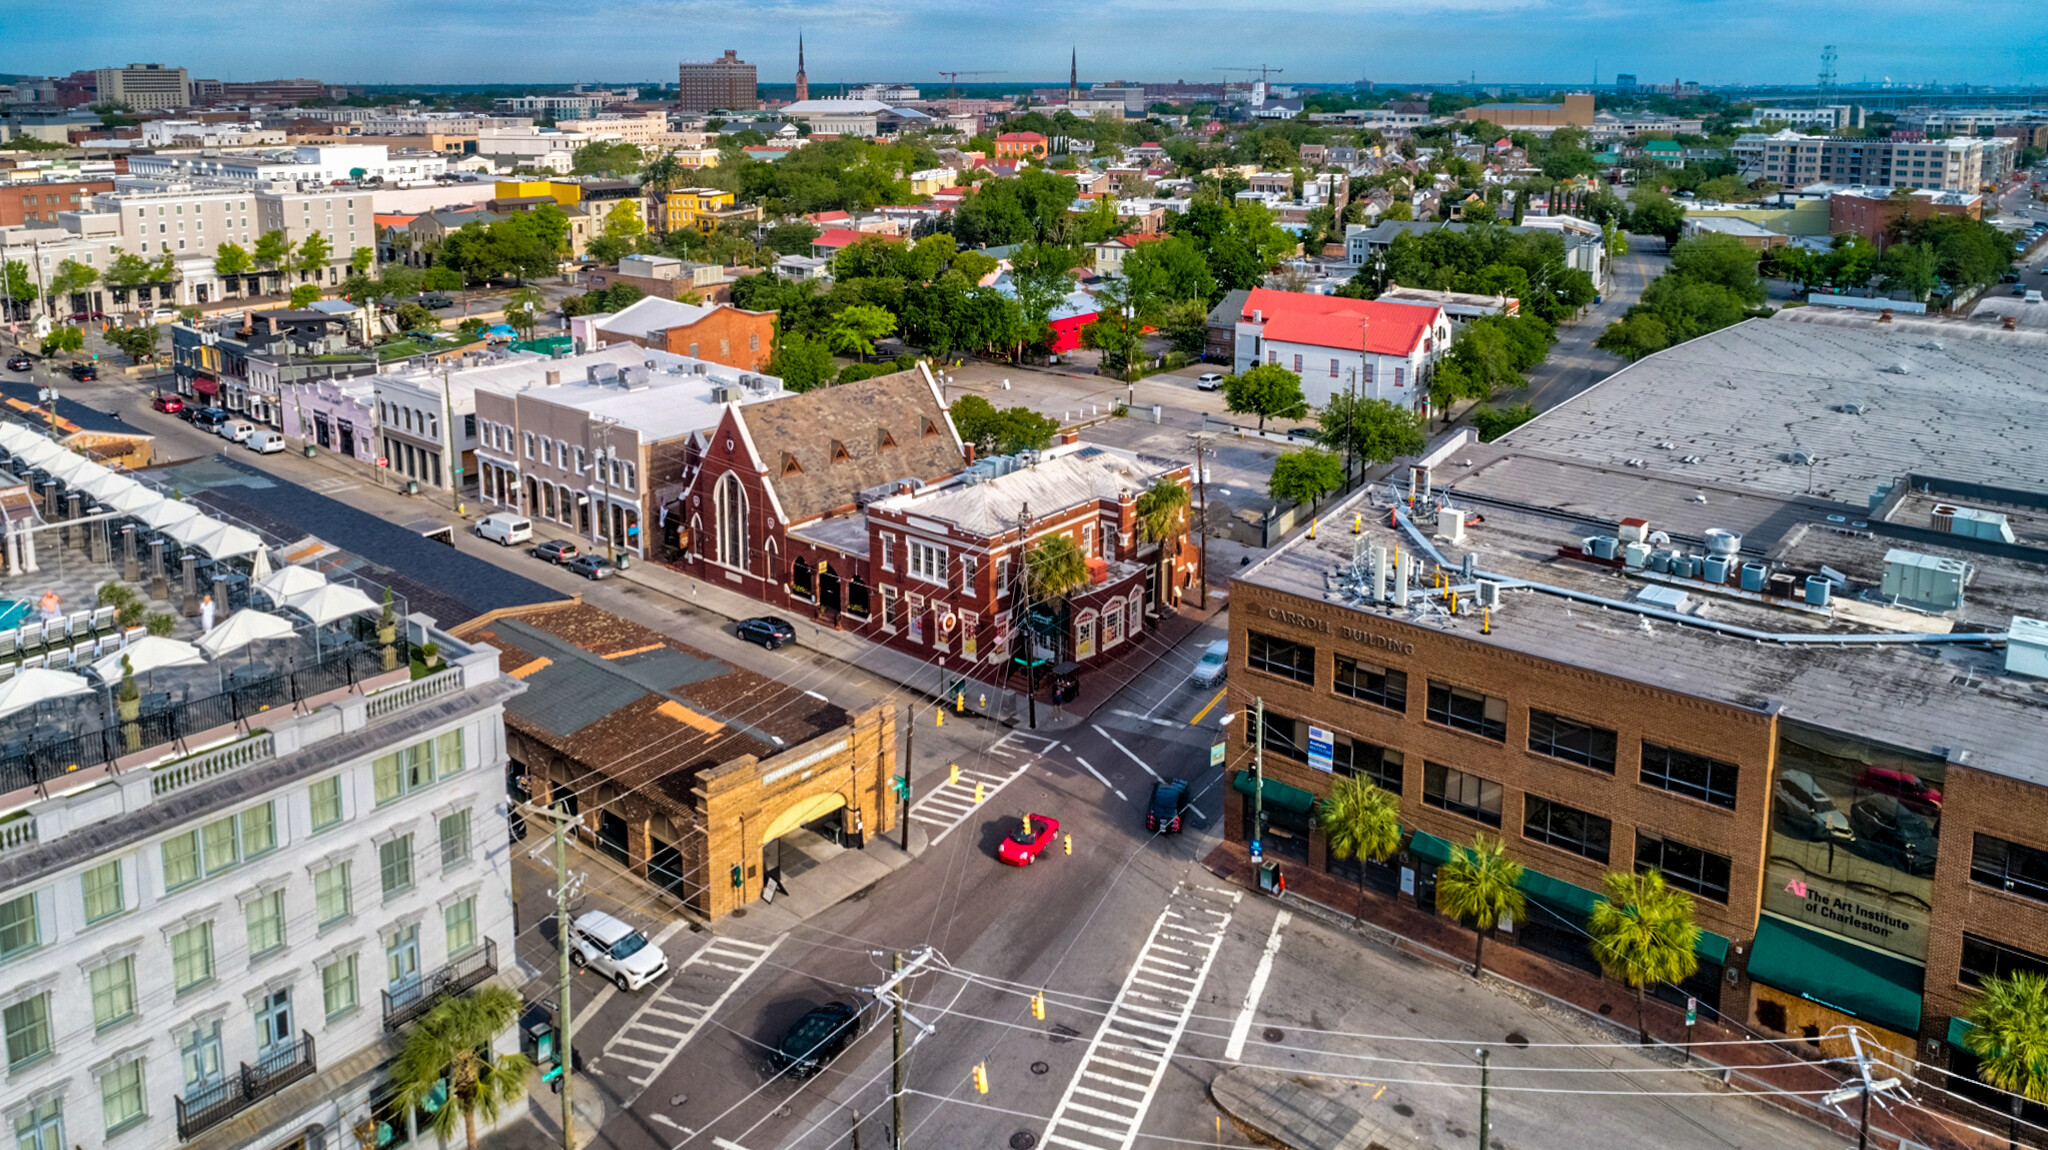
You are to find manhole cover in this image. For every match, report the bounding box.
[1505,1032,1529,1048]
[1262,1028,1284,1043]
[1048,1024,1079,1044]
[1030,1061,1050,1076]
[1392,1103,1415,1118]
[1597,1003,1612,1015]
[731,908,748,919]
[669,1093,689,1107]
[1010,1133,1038,1150]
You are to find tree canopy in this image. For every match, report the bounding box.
[1269,448,1344,507]
[1221,364,1309,431]
[949,395,1059,456]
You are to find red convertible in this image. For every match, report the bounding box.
[998,814,1060,866]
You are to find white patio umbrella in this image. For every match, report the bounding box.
[162,514,219,548]
[10,438,64,468]
[133,498,201,530]
[0,668,93,718]
[0,426,38,453]
[186,521,264,561]
[286,583,379,626]
[258,565,326,601]
[250,546,272,582]
[40,452,97,483]
[88,634,203,681]
[197,609,295,658]
[77,468,132,500]
[102,484,164,515]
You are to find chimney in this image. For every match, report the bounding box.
[1878,308,1893,323]
[2004,315,2018,331]
[1057,430,1080,446]
[896,481,914,495]
[544,370,561,387]
[963,443,976,463]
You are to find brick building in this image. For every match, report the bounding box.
[676,50,758,113]
[1221,310,2048,1115]
[0,178,113,226]
[577,295,775,373]
[993,132,1049,160]
[1827,187,1984,251]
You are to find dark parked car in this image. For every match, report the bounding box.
[5,353,31,372]
[419,293,455,309]
[1147,778,1192,834]
[565,554,614,580]
[529,539,579,564]
[1286,427,1318,441]
[771,1002,861,1079]
[69,362,98,381]
[736,616,796,650]
[188,406,231,428]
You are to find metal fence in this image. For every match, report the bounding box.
[173,1030,317,1141]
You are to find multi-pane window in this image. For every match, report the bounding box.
[440,809,472,867]
[1246,631,1315,684]
[1527,710,1618,773]
[1636,833,1731,903]
[907,539,946,583]
[1333,656,1406,711]
[166,804,276,887]
[1640,743,1739,809]
[1257,708,1305,761]
[246,890,287,957]
[1333,738,1404,793]
[4,992,51,1068]
[203,817,240,873]
[1971,834,2048,904]
[1426,681,1507,741]
[315,863,352,926]
[380,835,415,896]
[1523,795,1613,863]
[241,803,277,856]
[1960,933,2048,988]
[0,891,38,958]
[445,896,477,955]
[310,776,344,830]
[101,1059,146,1133]
[1423,762,1503,827]
[322,955,359,1020]
[172,922,214,991]
[90,957,137,1030]
[163,830,201,890]
[82,861,124,923]
[374,730,464,804]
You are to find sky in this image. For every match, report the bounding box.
[6,0,2046,88]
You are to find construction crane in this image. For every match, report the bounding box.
[938,70,1007,98]
[1219,65,1286,90]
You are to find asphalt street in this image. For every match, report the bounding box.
[1517,238,1664,413]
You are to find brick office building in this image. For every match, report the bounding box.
[1222,311,2048,1111]
[575,295,776,373]
[0,179,114,226]
[1827,186,1983,251]
[676,50,758,113]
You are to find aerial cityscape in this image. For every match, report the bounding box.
[3,19,2048,1150]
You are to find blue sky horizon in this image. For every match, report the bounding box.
[6,1,2045,89]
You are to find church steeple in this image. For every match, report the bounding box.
[794,33,809,103]
[1068,47,1078,104]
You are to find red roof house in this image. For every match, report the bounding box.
[1232,289,1452,412]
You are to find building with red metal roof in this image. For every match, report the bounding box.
[1231,288,1452,412]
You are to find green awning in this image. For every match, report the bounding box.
[1517,869,1604,919]
[1695,929,1730,966]
[1407,830,1454,865]
[1231,769,1316,814]
[1949,1016,1976,1049]
[1746,915,1924,1037]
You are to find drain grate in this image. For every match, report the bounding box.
[1010,1133,1038,1150]
[1030,1061,1050,1076]
[1262,1027,1284,1043]
[1505,1032,1529,1048]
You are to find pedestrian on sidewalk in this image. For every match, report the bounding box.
[200,594,215,632]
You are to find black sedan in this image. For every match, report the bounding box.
[736,616,796,650]
[1147,778,1192,834]
[565,554,614,581]
[770,1002,861,1079]
[5,353,31,372]
[69,362,99,382]
[529,539,580,565]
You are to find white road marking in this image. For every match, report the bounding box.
[909,759,1033,846]
[713,1138,754,1150]
[1042,883,1239,1150]
[1110,709,1185,731]
[1224,911,1291,1060]
[650,1113,686,1131]
[1071,755,1127,802]
[599,933,785,1087]
[1091,725,1162,780]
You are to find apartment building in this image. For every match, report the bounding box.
[93,63,190,111]
[1220,311,2048,1117]
[127,145,447,185]
[676,51,758,113]
[474,127,589,174]
[0,448,521,1150]
[1734,130,2015,191]
[0,178,113,226]
[1746,105,1864,130]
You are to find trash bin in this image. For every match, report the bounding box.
[403,479,419,496]
[615,552,632,571]
[302,444,317,459]
[520,1004,555,1064]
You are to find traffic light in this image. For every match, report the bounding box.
[935,709,944,727]
[1021,814,1032,837]
[955,690,965,712]
[543,1062,564,1093]
[730,863,743,889]
[891,775,910,799]
[1031,992,1045,1021]
[973,781,985,804]
[972,1062,989,1094]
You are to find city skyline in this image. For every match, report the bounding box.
[4,0,2045,88]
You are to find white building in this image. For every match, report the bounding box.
[0,541,521,1150]
[1746,105,1863,130]
[360,113,532,136]
[126,145,447,185]
[1230,287,1450,412]
[847,84,920,103]
[139,122,286,149]
[474,127,591,173]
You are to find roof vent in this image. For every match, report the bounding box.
[1788,451,1817,466]
[1880,361,1912,374]
[1703,528,1742,556]
[1839,402,1865,415]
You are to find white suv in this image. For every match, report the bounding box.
[568,911,670,992]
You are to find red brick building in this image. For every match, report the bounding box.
[580,296,775,373]
[0,179,114,226]
[1827,187,1983,250]
[994,132,1049,160]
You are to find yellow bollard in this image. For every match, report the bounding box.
[948,762,960,785]
[1482,607,1492,634]
[1308,517,1317,539]
[1352,513,1362,534]
[1063,833,1072,855]
[955,690,965,712]
[935,709,944,728]
[974,781,985,804]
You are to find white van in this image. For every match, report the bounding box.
[217,419,256,443]
[244,429,287,454]
[474,512,532,546]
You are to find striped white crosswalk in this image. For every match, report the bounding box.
[1041,883,1239,1150]
[908,759,1032,846]
[598,933,785,1086]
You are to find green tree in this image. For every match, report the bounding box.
[456,316,489,342]
[1026,533,1091,604]
[768,332,835,392]
[1434,835,1526,978]
[103,248,157,288]
[764,221,822,256]
[1221,363,1309,431]
[1122,235,1217,305]
[1317,394,1426,465]
[1962,971,2048,1149]
[951,250,1000,285]
[1318,776,1401,920]
[1,260,32,309]
[1471,402,1537,442]
[47,258,98,303]
[394,302,440,331]
[948,395,1059,455]
[253,230,293,275]
[1157,299,1211,359]
[423,267,464,292]
[1269,447,1344,508]
[1588,870,1700,1045]
[350,246,375,273]
[1666,233,1765,305]
[825,303,897,359]
[289,284,321,309]
[1133,477,1191,562]
[1593,312,1672,361]
[1876,241,1940,301]
[40,324,84,355]
[294,230,333,277]
[389,986,533,1150]
[213,242,251,290]
[570,140,644,177]
[1625,187,1686,246]
[105,324,161,363]
[504,286,544,337]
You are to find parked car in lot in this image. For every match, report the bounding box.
[245,429,287,454]
[565,554,614,580]
[736,616,796,650]
[1286,427,1318,441]
[218,419,256,443]
[147,307,179,324]
[567,911,669,992]
[529,539,579,564]
[474,512,532,545]
[1147,778,1192,834]
[1196,372,1225,391]
[150,393,184,414]
[998,813,1061,866]
[5,353,31,372]
[69,362,98,382]
[771,1002,861,1079]
[1190,639,1229,688]
[419,293,454,309]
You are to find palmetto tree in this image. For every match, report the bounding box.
[640,150,684,237]
[504,286,545,339]
[1026,533,1091,603]
[389,985,533,1150]
[1317,776,1400,922]
[1434,835,1525,978]
[1588,869,1700,1045]
[1963,971,2048,1150]
[1134,477,1190,551]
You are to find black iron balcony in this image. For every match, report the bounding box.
[382,938,498,1032]
[174,1030,317,1141]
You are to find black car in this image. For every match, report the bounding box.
[770,1002,861,1079]
[565,554,614,580]
[736,616,796,650]
[189,406,231,428]
[419,293,455,309]
[1147,778,1192,833]
[529,539,579,564]
[5,353,30,372]
[69,362,99,382]
[1286,427,1318,441]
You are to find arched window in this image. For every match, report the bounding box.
[715,473,747,570]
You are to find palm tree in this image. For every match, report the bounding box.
[1963,971,2048,1150]
[1434,835,1525,978]
[1317,776,1400,921]
[640,150,684,238]
[1134,477,1191,605]
[1026,534,1091,603]
[505,286,545,340]
[1588,869,1700,1045]
[389,986,533,1150]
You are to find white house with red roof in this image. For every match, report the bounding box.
[1231,288,1452,412]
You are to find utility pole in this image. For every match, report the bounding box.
[1822,1029,1902,1150]
[1475,1048,1491,1150]
[516,800,581,1150]
[1189,435,1210,609]
[892,951,905,1150]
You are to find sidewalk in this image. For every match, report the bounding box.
[1211,1066,1426,1150]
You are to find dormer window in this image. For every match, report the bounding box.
[830,440,851,464]
[782,452,803,476]
[877,428,897,451]
[921,417,940,439]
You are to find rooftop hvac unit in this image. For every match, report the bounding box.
[1805,575,1832,607]
[1702,555,1732,584]
[1475,580,1500,608]
[1932,504,2015,543]
[2008,617,2048,678]
[1741,562,1768,592]
[711,383,743,404]
[1636,585,1690,612]
[1437,505,1466,543]
[1624,541,1652,568]
[1704,528,1742,556]
[1880,548,1970,611]
[1617,517,1650,544]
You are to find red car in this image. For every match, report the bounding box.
[151,394,185,414]
[998,814,1060,866]
[1857,768,1942,812]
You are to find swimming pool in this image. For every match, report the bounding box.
[0,601,26,631]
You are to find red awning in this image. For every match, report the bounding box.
[192,377,218,396]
